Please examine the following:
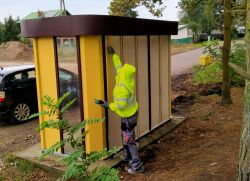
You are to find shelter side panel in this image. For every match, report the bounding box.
[105,36,123,149]
[33,37,60,150]
[79,36,106,153]
[122,36,140,138]
[160,35,171,123]
[136,36,150,136]
[150,36,161,129]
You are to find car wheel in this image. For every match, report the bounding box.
[11,102,31,123]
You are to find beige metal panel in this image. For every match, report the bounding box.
[136,36,150,136]
[105,36,122,149]
[160,35,171,123]
[122,36,140,138]
[122,36,136,66]
[150,36,161,129]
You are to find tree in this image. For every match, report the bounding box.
[179,0,233,105]
[2,16,20,42]
[238,1,250,179]
[178,0,223,34]
[0,22,4,43]
[108,0,165,17]
[221,0,233,105]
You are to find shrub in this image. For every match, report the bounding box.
[193,41,246,86]
[30,92,119,181]
[193,61,222,85]
[230,42,246,86]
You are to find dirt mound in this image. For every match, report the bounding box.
[171,72,222,114]
[0,41,33,61]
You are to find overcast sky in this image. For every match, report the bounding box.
[0,0,180,22]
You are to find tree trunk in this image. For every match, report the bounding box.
[221,0,233,105]
[238,1,250,180]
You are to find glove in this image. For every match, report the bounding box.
[94,99,109,109]
[107,46,115,55]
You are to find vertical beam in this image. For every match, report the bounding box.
[76,36,85,153]
[80,36,106,153]
[105,36,122,149]
[147,35,152,130]
[33,37,60,150]
[53,37,64,154]
[101,35,109,149]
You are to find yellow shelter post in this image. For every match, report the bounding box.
[80,36,106,153]
[33,37,61,150]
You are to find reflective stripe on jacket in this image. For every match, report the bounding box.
[109,54,138,118]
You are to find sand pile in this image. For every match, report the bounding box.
[0,41,33,61]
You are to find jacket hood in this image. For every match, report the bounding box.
[121,63,136,81]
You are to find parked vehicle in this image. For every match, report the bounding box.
[0,65,79,123]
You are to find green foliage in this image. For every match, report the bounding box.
[178,0,223,34]
[2,15,20,42]
[0,22,4,43]
[20,37,32,47]
[230,42,246,86]
[32,92,119,181]
[193,61,222,85]
[193,41,246,86]
[202,40,222,60]
[179,0,245,35]
[108,0,165,17]
[4,155,34,174]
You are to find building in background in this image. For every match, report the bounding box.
[171,25,193,45]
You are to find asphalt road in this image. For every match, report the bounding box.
[171,48,204,75]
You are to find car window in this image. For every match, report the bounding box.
[28,70,36,78]
[59,70,72,81]
[7,70,35,82]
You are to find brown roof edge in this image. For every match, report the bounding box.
[21,15,178,37]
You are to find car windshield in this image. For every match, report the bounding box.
[59,70,72,81]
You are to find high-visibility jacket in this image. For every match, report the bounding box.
[109,54,138,118]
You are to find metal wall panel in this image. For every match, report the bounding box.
[105,35,170,149]
[136,36,150,136]
[160,36,171,123]
[105,36,122,149]
[150,36,161,129]
[122,36,139,138]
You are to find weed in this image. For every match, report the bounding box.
[4,155,34,174]
[201,112,214,121]
[193,61,222,85]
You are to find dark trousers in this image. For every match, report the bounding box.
[121,113,141,169]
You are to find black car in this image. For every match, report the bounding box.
[0,65,79,123]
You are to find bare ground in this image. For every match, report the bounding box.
[119,78,243,180]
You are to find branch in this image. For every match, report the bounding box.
[229,62,250,81]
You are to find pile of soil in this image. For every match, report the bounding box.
[0,41,33,61]
[171,72,221,115]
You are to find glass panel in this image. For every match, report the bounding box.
[56,37,82,154]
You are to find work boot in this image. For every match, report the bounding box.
[128,163,145,174]
[120,155,131,163]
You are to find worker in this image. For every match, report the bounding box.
[94,46,144,174]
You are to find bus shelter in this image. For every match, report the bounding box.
[21,15,178,154]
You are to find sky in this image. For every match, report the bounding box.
[0,0,180,22]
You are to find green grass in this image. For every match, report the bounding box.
[0,154,58,181]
